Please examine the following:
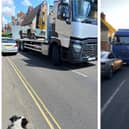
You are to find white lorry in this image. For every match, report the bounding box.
[17,0,97,65]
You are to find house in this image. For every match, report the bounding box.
[101,12,116,51]
[21,1,48,31]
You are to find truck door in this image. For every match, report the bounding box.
[55,2,72,48]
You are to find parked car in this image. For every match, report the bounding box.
[2,37,18,55]
[101,51,123,79]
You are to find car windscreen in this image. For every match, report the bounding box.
[101,52,108,59]
[108,53,115,59]
[2,39,15,43]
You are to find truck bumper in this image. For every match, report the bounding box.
[67,47,96,63]
[61,37,97,63]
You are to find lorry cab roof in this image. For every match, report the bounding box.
[115,29,129,36]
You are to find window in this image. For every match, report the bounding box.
[72,0,97,22]
[57,4,70,21]
[108,53,115,59]
[2,38,15,43]
[113,36,129,44]
[119,37,129,44]
[101,53,106,59]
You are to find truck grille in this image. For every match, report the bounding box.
[82,43,97,57]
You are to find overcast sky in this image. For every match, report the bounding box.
[101,0,129,29]
[2,0,54,26]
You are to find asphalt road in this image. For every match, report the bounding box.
[101,64,129,129]
[2,51,97,129]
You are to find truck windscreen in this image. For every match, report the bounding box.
[115,36,129,44]
[72,0,97,23]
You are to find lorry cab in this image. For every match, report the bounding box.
[112,29,129,63]
[17,0,97,65]
[52,0,97,63]
[55,0,97,40]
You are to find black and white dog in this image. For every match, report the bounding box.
[7,115,28,129]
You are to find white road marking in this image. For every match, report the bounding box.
[101,80,126,114]
[72,70,88,78]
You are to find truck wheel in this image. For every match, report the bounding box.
[51,45,61,65]
[20,42,25,51]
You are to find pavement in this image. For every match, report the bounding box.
[101,64,129,129]
[2,51,97,129]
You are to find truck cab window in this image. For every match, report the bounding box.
[57,4,70,21]
[72,0,97,22]
[119,36,129,44]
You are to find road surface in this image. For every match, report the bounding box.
[2,51,97,129]
[101,65,129,129]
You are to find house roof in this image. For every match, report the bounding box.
[21,4,41,26]
[101,18,116,33]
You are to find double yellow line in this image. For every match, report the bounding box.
[7,57,62,129]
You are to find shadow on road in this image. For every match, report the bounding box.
[101,63,128,82]
[101,69,124,82]
[2,53,17,56]
[19,51,96,71]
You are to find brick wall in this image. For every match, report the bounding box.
[101,41,111,51]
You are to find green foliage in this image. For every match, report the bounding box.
[2,33,12,38]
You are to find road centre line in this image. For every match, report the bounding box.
[101,80,126,114]
[7,57,62,129]
[72,70,88,78]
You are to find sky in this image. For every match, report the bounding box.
[3,0,129,29]
[101,0,129,29]
[2,0,54,26]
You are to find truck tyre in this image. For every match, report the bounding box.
[20,42,25,51]
[51,45,61,65]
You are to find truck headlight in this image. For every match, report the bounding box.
[73,44,82,53]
